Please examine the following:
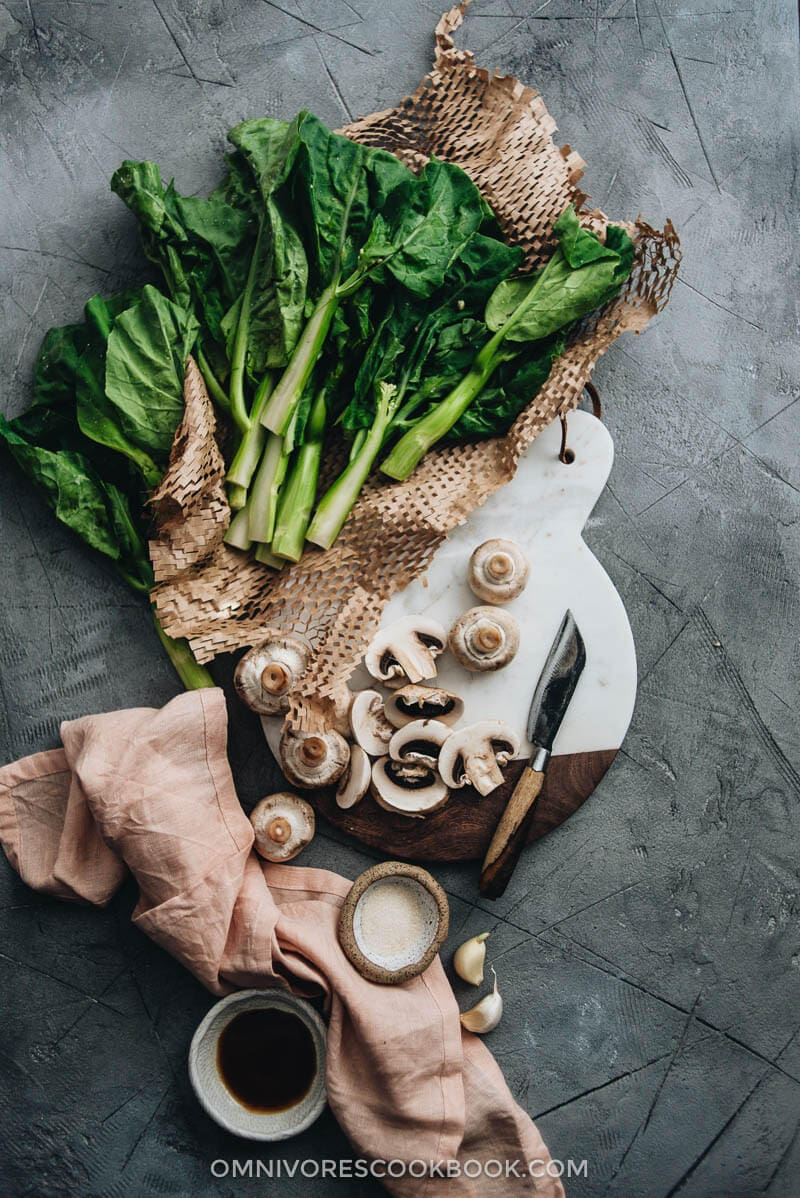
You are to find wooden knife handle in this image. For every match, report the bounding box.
[479,767,545,899]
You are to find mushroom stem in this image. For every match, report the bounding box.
[473,624,503,653]
[261,663,290,695]
[487,552,513,580]
[392,643,436,684]
[300,736,328,766]
[467,752,505,796]
[267,816,292,844]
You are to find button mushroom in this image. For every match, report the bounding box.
[370,757,450,817]
[438,721,521,796]
[350,690,395,757]
[449,607,520,672]
[384,684,465,728]
[364,615,447,688]
[250,792,315,862]
[468,539,530,604]
[279,727,350,789]
[234,632,310,715]
[336,744,372,809]
[389,719,451,770]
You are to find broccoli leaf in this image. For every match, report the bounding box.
[449,335,566,439]
[104,284,198,461]
[31,295,163,489]
[486,208,635,343]
[0,416,153,590]
[357,158,493,298]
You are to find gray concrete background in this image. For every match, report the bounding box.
[1,1,798,1195]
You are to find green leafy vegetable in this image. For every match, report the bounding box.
[229,112,490,439]
[305,231,523,547]
[3,110,638,694]
[0,418,152,588]
[1,284,212,689]
[381,207,634,480]
[104,284,199,461]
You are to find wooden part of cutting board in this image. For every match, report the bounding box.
[309,749,617,862]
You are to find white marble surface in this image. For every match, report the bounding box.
[265,410,637,760]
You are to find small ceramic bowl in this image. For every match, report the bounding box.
[339,861,449,985]
[189,990,327,1141]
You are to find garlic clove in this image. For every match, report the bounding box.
[460,967,503,1034]
[453,931,491,986]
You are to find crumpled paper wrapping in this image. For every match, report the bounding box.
[149,3,680,728]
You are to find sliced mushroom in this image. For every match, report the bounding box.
[438,721,521,796]
[468,539,530,604]
[336,745,371,809]
[364,615,447,688]
[350,690,395,757]
[385,684,465,728]
[370,757,450,817]
[449,607,520,673]
[250,792,315,862]
[234,632,310,715]
[279,728,350,789]
[389,719,451,770]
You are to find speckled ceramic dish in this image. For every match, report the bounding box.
[189,990,327,1141]
[339,862,449,985]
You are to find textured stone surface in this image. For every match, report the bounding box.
[1,2,798,1195]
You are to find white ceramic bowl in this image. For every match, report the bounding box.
[189,989,327,1141]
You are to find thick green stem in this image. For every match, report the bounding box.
[226,373,274,492]
[307,399,393,550]
[227,483,249,511]
[152,612,215,690]
[247,432,290,544]
[382,262,556,482]
[228,219,265,436]
[380,329,507,481]
[260,282,339,435]
[254,544,286,570]
[224,505,253,551]
[196,344,231,414]
[271,390,327,562]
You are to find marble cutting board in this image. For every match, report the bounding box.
[263,409,637,861]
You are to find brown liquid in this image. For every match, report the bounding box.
[217,1008,317,1113]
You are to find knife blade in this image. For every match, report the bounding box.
[479,610,586,899]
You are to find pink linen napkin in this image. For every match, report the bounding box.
[0,688,564,1197]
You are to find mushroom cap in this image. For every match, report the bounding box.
[370,757,450,816]
[468,539,530,604]
[449,607,520,673]
[438,720,521,796]
[336,744,372,810]
[364,615,447,687]
[389,719,452,769]
[234,632,310,714]
[250,792,315,861]
[350,690,395,757]
[279,728,350,789]
[384,685,465,728]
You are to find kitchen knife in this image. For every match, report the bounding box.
[479,610,586,899]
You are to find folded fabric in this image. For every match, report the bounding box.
[0,688,564,1197]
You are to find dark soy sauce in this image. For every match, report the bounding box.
[217,1008,317,1113]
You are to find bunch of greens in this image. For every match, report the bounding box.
[309,206,633,545]
[0,286,214,689]
[1,107,635,687]
[110,111,633,562]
